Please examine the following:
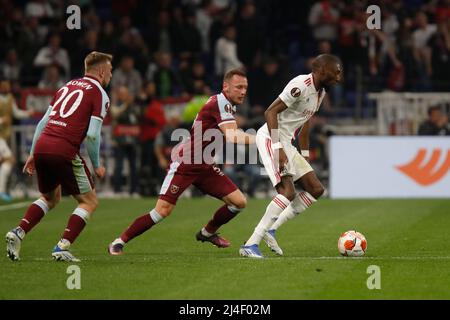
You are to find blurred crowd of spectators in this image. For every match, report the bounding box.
[1,0,450,197]
[2,0,450,110]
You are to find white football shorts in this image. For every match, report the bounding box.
[256,125,313,187]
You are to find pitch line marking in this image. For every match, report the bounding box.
[0,201,30,211]
[26,256,450,262]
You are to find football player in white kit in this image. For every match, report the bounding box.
[240,54,343,258]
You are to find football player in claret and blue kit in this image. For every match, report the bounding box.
[109,69,256,255]
[6,51,113,262]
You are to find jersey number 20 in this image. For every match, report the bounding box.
[50,87,84,118]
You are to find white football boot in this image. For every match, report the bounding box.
[52,239,80,262]
[6,227,25,261]
[108,238,125,256]
[263,229,283,256]
[239,244,264,258]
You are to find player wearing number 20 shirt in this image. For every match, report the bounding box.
[35,75,109,166]
[34,74,109,194]
[6,52,113,263]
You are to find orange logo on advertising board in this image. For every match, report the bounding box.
[396,149,450,186]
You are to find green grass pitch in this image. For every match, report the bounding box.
[1,197,450,299]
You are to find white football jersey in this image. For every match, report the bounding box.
[275,73,326,142]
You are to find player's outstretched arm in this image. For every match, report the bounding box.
[219,121,255,144]
[85,116,105,178]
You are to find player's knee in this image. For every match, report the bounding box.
[90,197,99,211]
[83,196,99,212]
[156,201,174,217]
[232,196,247,210]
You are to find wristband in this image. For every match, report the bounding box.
[272,142,283,150]
[301,150,310,157]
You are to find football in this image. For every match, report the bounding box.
[338,230,367,257]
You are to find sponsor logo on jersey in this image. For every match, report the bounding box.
[290,87,301,97]
[396,148,450,186]
[301,109,315,118]
[49,119,67,127]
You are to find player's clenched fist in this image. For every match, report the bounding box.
[23,155,35,176]
[95,166,106,179]
[277,148,288,171]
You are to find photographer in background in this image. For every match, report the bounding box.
[418,106,450,136]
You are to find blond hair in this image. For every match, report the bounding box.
[84,51,113,72]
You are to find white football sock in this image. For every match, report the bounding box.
[57,238,71,250]
[201,227,214,237]
[0,162,12,193]
[245,194,290,246]
[270,191,316,231]
[113,238,125,246]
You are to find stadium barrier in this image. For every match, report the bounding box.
[329,136,450,198]
[368,92,450,135]
[10,90,215,197]
[8,124,115,197]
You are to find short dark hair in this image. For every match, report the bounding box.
[84,51,113,72]
[312,54,341,72]
[223,69,247,82]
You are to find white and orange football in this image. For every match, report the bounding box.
[338,230,367,257]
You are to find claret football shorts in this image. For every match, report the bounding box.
[34,153,94,195]
[159,162,238,205]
